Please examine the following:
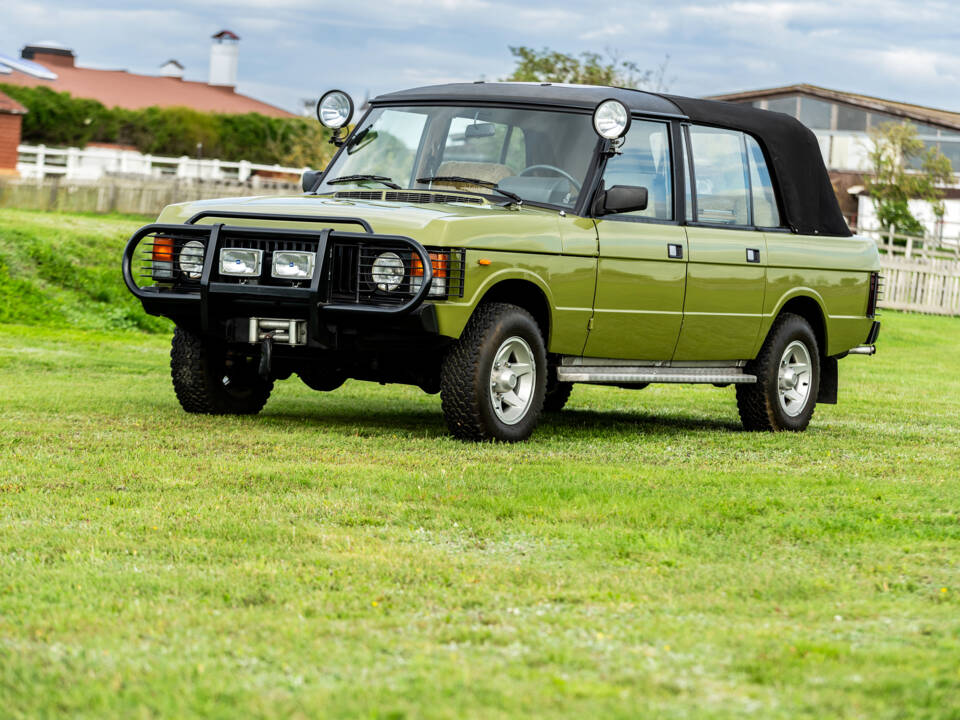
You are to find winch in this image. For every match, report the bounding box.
[247,317,307,346]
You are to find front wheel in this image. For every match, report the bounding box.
[170,328,273,415]
[737,313,820,431]
[440,303,547,442]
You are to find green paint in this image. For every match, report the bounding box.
[159,192,879,361]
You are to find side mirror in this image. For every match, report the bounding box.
[302,169,322,193]
[592,184,648,216]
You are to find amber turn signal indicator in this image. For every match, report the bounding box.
[477,258,491,266]
[411,251,449,278]
[152,236,175,263]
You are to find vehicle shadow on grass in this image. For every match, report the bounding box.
[256,404,740,439]
[541,408,741,435]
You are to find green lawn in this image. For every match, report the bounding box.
[0,210,959,718]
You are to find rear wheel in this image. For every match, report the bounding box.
[440,303,547,442]
[171,327,272,415]
[737,313,819,431]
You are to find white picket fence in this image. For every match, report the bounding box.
[857,226,960,316]
[16,143,307,183]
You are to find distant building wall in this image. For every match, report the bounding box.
[0,90,26,177]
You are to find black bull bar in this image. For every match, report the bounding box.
[121,211,436,342]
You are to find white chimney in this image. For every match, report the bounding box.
[209,30,239,88]
[160,59,184,79]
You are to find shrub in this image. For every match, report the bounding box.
[0,84,334,168]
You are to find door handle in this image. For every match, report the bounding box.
[746,248,761,263]
[667,243,683,259]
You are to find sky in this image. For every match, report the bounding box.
[2,0,959,115]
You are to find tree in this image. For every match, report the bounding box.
[865,121,953,240]
[504,47,672,91]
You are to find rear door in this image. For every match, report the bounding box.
[672,125,768,361]
[582,118,687,360]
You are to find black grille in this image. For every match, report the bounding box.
[385,191,481,205]
[137,225,464,308]
[334,190,383,201]
[214,235,319,286]
[334,190,482,205]
[136,232,206,286]
[329,243,466,305]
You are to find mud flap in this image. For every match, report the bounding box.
[258,335,273,379]
[817,355,838,404]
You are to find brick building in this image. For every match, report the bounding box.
[0,90,27,177]
[1,35,293,117]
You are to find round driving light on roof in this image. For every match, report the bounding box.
[178,240,205,279]
[371,251,405,292]
[592,99,632,140]
[316,89,354,129]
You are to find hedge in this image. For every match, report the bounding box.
[0,84,334,168]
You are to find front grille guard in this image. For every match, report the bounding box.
[122,214,435,332]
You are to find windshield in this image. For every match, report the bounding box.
[316,105,599,209]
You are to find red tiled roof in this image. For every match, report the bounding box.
[1,63,293,117]
[0,89,27,115]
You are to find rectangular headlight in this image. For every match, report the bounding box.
[219,248,263,277]
[272,251,315,280]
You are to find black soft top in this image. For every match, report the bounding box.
[371,82,851,237]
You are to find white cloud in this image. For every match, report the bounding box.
[2,0,959,113]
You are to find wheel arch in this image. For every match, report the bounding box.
[766,291,837,405]
[766,289,829,358]
[779,295,827,357]
[475,276,553,343]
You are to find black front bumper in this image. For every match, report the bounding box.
[122,212,442,350]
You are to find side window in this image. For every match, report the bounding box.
[745,135,781,227]
[601,119,673,220]
[688,126,750,225]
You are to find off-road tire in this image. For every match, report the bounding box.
[737,313,820,432]
[171,327,273,415]
[440,302,547,442]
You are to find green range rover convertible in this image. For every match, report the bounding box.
[123,82,881,442]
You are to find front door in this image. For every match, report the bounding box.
[583,118,687,361]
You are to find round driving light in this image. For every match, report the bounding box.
[371,251,404,292]
[592,99,631,140]
[316,89,354,129]
[178,240,205,279]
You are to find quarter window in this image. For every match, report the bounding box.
[745,135,781,227]
[600,119,673,220]
[688,126,750,225]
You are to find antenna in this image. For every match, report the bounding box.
[0,51,58,80]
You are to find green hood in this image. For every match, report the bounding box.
[157,193,565,253]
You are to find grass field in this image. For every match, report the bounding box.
[1,210,959,718]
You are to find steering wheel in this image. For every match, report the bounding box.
[518,164,582,192]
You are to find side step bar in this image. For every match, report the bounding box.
[556,366,757,385]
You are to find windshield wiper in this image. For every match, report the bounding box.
[328,174,401,190]
[416,175,523,205]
